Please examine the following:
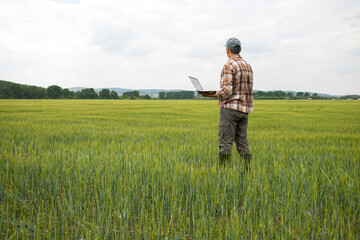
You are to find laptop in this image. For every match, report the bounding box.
[189,76,216,94]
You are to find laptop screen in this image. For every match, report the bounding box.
[189,76,203,91]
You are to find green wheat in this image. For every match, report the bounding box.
[0,100,359,239]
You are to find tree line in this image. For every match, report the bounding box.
[254,90,323,99]
[254,91,359,100]
[0,80,152,99]
[1,80,358,100]
[159,91,194,99]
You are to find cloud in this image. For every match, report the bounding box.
[91,25,136,53]
[48,0,81,4]
[0,0,359,94]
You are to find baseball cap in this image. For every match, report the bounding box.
[224,38,241,51]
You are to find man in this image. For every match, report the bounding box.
[198,38,253,171]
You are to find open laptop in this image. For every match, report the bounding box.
[189,76,216,94]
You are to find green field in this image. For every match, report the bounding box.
[1,100,359,239]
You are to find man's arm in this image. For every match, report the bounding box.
[216,64,233,100]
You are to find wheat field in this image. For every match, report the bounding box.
[1,100,359,239]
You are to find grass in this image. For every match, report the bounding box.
[1,100,359,239]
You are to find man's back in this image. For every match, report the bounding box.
[217,55,253,114]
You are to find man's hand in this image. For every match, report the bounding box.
[197,91,217,98]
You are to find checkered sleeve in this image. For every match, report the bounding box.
[216,63,233,100]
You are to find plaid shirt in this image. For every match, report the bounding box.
[216,55,254,113]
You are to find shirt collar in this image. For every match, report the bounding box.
[231,55,242,59]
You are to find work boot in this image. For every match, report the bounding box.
[240,154,252,172]
[219,154,231,168]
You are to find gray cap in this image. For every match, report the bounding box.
[225,38,241,51]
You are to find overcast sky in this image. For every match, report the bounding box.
[1,0,359,94]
